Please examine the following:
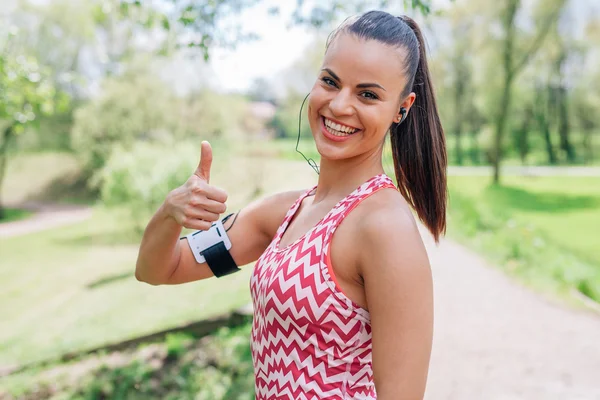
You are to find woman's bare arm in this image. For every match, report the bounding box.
[359,200,434,400]
[146,190,303,285]
[135,140,304,285]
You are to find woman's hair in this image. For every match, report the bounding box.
[327,11,448,242]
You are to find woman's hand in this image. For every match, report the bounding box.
[164,141,228,231]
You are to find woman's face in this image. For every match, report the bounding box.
[308,32,415,162]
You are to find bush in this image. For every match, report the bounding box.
[1,323,255,400]
[96,141,200,233]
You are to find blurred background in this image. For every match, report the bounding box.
[1,0,599,399]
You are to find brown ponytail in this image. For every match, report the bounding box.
[391,16,447,242]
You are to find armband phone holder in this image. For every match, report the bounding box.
[184,220,239,277]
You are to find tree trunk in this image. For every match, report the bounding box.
[557,85,575,163]
[582,128,593,164]
[535,111,557,165]
[492,0,519,184]
[0,125,15,220]
[533,84,558,165]
[492,0,564,182]
[453,53,468,166]
[492,74,513,184]
[517,107,532,165]
[470,131,479,164]
[455,129,463,166]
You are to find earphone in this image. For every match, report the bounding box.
[399,107,407,124]
[296,92,320,175]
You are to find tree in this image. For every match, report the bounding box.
[0,28,67,218]
[70,66,182,177]
[431,4,480,166]
[490,0,567,183]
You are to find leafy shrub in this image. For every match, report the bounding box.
[2,322,255,400]
[96,141,199,233]
[165,332,194,361]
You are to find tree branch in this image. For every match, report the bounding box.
[511,1,565,76]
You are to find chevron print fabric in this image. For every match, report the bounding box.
[250,174,398,399]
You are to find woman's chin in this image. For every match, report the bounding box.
[313,140,349,161]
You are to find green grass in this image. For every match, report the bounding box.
[1,151,88,205]
[447,175,600,303]
[0,208,32,222]
[0,207,255,367]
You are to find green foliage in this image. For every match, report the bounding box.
[0,207,32,222]
[0,44,66,134]
[70,63,250,179]
[96,141,199,232]
[120,0,438,60]
[2,323,255,400]
[165,332,194,360]
[70,68,180,175]
[269,91,313,139]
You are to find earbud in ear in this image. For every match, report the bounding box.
[399,107,407,124]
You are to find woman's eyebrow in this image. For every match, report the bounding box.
[321,68,386,91]
[357,82,386,91]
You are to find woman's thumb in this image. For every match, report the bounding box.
[195,141,212,183]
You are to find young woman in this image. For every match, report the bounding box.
[136,10,446,400]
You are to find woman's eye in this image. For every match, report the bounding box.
[322,77,337,87]
[361,92,378,100]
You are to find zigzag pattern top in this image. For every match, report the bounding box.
[250,173,398,400]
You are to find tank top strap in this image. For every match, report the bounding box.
[319,173,397,235]
[272,185,318,244]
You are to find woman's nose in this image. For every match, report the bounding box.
[329,90,353,116]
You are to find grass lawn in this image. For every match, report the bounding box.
[1,151,86,205]
[447,174,600,303]
[0,207,255,367]
[0,150,317,368]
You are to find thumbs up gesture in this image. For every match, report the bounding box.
[165,141,228,231]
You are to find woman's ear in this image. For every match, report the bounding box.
[394,92,417,123]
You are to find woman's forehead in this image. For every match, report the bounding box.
[323,33,407,89]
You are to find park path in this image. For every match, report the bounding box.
[422,228,600,400]
[0,203,92,239]
[448,165,600,176]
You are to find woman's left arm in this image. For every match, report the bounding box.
[359,206,434,400]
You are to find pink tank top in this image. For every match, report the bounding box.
[250,174,397,400]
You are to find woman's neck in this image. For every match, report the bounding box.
[312,152,385,204]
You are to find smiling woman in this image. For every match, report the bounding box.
[136,10,447,400]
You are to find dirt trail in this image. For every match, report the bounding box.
[0,203,92,239]
[423,230,600,400]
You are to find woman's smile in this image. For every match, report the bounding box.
[321,116,361,142]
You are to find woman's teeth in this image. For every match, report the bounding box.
[324,117,358,136]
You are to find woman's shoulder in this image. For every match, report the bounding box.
[351,186,430,277]
[351,186,421,241]
[246,189,309,238]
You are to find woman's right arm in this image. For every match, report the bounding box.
[135,141,303,285]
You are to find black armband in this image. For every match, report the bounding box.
[183,219,240,278]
